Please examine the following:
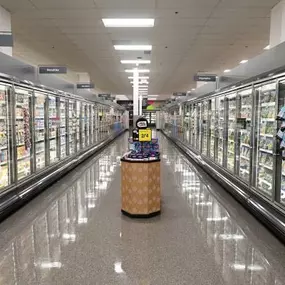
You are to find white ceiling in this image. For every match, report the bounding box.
[0,0,281,97]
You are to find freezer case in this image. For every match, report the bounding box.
[0,84,10,189]
[76,101,81,151]
[226,93,237,173]
[15,87,32,181]
[34,91,47,171]
[236,88,253,183]
[254,82,277,197]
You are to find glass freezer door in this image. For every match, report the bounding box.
[209,98,216,160]
[226,93,237,173]
[0,84,10,189]
[236,88,253,183]
[76,101,81,151]
[191,104,197,148]
[48,95,59,164]
[34,92,46,171]
[81,103,86,149]
[59,98,67,159]
[216,96,225,166]
[201,101,208,156]
[68,100,76,155]
[255,82,277,197]
[15,87,32,180]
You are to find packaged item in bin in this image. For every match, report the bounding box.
[277,106,285,121]
[277,129,284,140]
[281,122,285,131]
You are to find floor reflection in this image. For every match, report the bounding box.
[160,135,285,285]
[0,140,125,285]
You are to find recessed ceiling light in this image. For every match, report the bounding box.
[128,76,149,79]
[240,59,248,64]
[264,45,270,50]
[125,69,150,73]
[102,19,155,28]
[121,60,151,64]
[224,69,231,73]
[114,45,152,51]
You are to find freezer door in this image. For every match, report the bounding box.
[48,95,59,164]
[209,98,216,160]
[14,87,33,181]
[191,104,197,148]
[254,82,277,197]
[68,100,76,155]
[59,98,67,159]
[76,101,81,152]
[81,103,86,149]
[226,93,237,173]
[201,101,208,156]
[216,96,225,166]
[0,84,11,189]
[236,88,253,183]
[34,91,47,171]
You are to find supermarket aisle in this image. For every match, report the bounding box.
[0,133,285,285]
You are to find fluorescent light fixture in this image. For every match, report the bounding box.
[224,69,231,73]
[114,262,125,274]
[128,76,149,79]
[219,234,244,240]
[121,60,151,64]
[191,88,195,91]
[114,45,152,51]
[207,217,228,222]
[125,69,150,73]
[102,18,154,28]
[138,85,148,88]
[148,95,159,97]
[264,45,270,50]
[240,59,248,64]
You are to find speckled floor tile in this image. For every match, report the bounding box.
[0,133,284,285]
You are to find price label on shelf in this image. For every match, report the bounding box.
[139,129,152,142]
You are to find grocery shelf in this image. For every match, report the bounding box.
[259,148,273,154]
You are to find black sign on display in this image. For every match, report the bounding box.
[136,117,148,129]
[39,66,67,74]
[77,83,94,89]
[194,74,216,82]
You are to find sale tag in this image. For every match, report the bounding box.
[139,129,152,142]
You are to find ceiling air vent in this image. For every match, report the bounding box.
[144,51,151,55]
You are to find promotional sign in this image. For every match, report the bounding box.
[194,74,216,82]
[139,129,152,142]
[77,83,94,89]
[39,66,67,74]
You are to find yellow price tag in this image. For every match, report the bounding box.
[139,129,152,142]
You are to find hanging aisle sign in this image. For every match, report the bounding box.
[194,74,217,82]
[39,66,67,74]
[77,83,94,89]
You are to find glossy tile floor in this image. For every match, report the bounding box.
[0,133,285,285]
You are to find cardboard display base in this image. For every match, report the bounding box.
[121,160,161,217]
